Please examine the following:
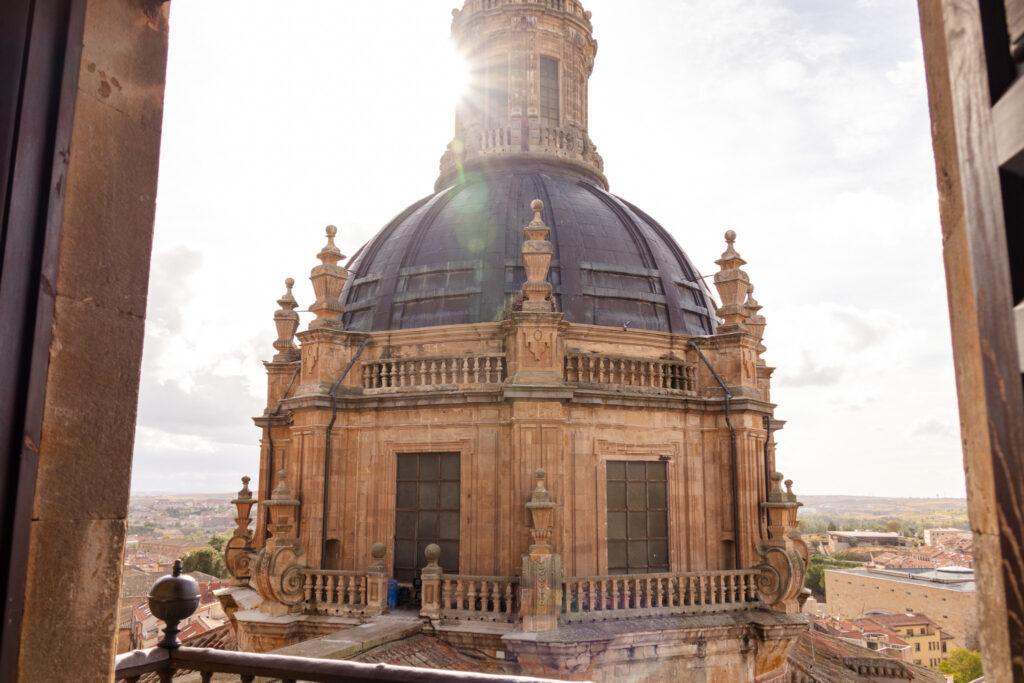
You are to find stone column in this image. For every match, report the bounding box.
[420,544,443,619]
[365,542,389,614]
[520,469,562,632]
[9,2,170,680]
[507,200,565,386]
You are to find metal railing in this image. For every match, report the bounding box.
[115,646,558,682]
[561,569,759,622]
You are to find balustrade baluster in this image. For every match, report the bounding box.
[346,575,356,604]
[312,574,324,603]
[359,576,366,606]
[656,577,664,607]
[666,576,676,607]
[505,582,514,613]
[388,362,397,387]
[455,579,467,610]
[587,580,596,611]
[303,573,313,602]
[324,575,336,604]
[442,579,453,609]
[697,576,705,605]
[484,357,493,383]
[611,578,620,610]
[623,577,632,608]
[576,581,585,612]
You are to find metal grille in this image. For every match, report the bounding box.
[606,460,668,574]
[540,56,559,127]
[393,452,460,583]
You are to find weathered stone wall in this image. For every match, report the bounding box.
[17,1,169,680]
[253,317,776,581]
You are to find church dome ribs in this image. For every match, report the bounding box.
[341,166,716,335]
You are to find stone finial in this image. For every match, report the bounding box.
[231,475,255,524]
[423,543,442,575]
[768,471,786,503]
[272,278,301,361]
[269,470,298,504]
[784,479,796,503]
[308,225,348,330]
[713,230,750,329]
[368,542,387,572]
[526,468,556,554]
[520,200,555,312]
[744,284,766,340]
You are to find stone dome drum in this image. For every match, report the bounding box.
[341,164,717,335]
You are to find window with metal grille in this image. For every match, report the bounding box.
[539,56,559,128]
[393,452,460,583]
[606,460,668,574]
[487,58,507,128]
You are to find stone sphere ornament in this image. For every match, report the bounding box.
[147,558,200,648]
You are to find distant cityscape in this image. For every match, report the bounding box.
[118,494,242,653]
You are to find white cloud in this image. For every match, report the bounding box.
[135,0,965,498]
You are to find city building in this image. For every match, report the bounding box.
[923,528,972,548]
[137,538,209,558]
[824,567,978,650]
[784,629,946,683]
[812,615,914,662]
[827,531,901,552]
[213,1,811,680]
[862,613,953,670]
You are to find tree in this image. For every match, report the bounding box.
[208,533,231,553]
[181,547,229,579]
[884,520,901,533]
[939,648,982,683]
[827,521,837,531]
[804,563,825,596]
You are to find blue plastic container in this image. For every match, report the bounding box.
[387,579,398,609]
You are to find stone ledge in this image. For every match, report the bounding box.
[268,614,424,660]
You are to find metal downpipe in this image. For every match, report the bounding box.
[321,337,370,568]
[690,340,742,570]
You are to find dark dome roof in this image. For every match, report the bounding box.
[341,164,717,335]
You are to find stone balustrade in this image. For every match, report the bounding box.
[564,353,696,393]
[469,0,582,15]
[301,569,375,616]
[480,126,515,153]
[561,569,759,622]
[538,125,580,154]
[362,354,507,390]
[422,573,519,623]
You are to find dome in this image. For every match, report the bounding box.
[341,163,717,335]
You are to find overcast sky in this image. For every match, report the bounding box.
[133,0,965,498]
